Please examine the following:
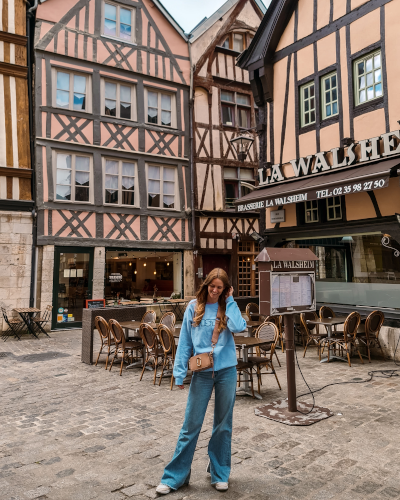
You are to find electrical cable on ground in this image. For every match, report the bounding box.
[291,324,400,416]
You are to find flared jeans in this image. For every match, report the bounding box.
[160,366,237,490]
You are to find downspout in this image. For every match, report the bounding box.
[27,0,39,307]
[188,41,196,250]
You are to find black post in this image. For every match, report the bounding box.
[284,314,297,412]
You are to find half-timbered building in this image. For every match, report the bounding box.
[0,0,34,317]
[34,0,192,328]
[190,0,266,295]
[237,0,400,356]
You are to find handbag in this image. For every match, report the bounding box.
[189,307,222,375]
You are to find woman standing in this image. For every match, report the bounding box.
[156,268,246,495]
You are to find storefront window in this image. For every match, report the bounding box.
[105,250,182,301]
[285,234,400,308]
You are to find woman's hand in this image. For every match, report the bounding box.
[177,385,185,390]
[226,286,234,299]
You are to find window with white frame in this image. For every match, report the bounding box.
[224,167,255,208]
[104,159,136,206]
[321,72,338,119]
[327,197,342,220]
[146,89,176,128]
[354,50,383,105]
[55,152,92,202]
[54,70,90,112]
[221,91,251,128]
[305,200,318,223]
[300,82,315,127]
[101,79,136,120]
[103,2,135,42]
[147,165,177,209]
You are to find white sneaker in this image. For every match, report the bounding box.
[156,484,171,495]
[214,482,228,491]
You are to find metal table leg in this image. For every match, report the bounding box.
[19,313,39,339]
[320,325,346,363]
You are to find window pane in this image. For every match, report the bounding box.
[359,90,366,103]
[122,190,134,205]
[310,110,315,122]
[326,92,331,104]
[105,160,118,174]
[375,83,382,97]
[120,8,131,25]
[366,58,373,72]
[332,74,336,87]
[148,180,160,193]
[233,34,243,52]
[238,108,249,128]
[240,169,253,180]
[332,88,337,101]
[120,102,131,119]
[221,36,229,49]
[148,107,158,123]
[75,187,89,202]
[105,82,117,99]
[105,3,117,20]
[222,105,234,125]
[357,61,364,75]
[105,99,116,116]
[324,78,330,91]
[161,94,171,111]
[304,100,309,112]
[366,72,373,87]
[148,193,160,207]
[161,110,171,126]
[120,23,131,40]
[163,181,174,195]
[122,176,134,190]
[76,156,90,171]
[304,87,309,99]
[74,75,86,93]
[359,76,365,89]
[332,102,338,114]
[105,189,118,204]
[73,93,86,111]
[105,174,118,189]
[120,85,131,102]
[57,72,70,91]
[367,86,374,100]
[56,169,71,185]
[304,112,309,125]
[326,104,331,117]
[221,91,234,102]
[163,168,174,181]
[57,154,72,169]
[163,195,174,209]
[76,171,90,186]
[104,18,116,36]
[237,94,250,106]
[148,166,160,180]
[224,167,237,179]
[374,69,381,83]
[374,53,381,68]
[122,163,135,176]
[56,90,69,108]
[56,185,71,201]
[310,85,315,97]
[148,91,158,107]
[310,97,315,109]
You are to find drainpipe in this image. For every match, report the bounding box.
[188,41,197,292]
[27,0,39,307]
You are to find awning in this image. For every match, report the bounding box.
[235,157,400,213]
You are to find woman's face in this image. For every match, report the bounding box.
[207,278,225,302]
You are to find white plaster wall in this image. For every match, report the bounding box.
[0,211,33,327]
[92,247,105,299]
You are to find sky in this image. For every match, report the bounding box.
[159,0,248,33]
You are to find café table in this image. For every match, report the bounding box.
[306,316,348,363]
[234,335,266,400]
[13,308,45,338]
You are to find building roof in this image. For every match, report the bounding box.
[188,0,268,43]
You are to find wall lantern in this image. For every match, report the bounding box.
[229,134,254,162]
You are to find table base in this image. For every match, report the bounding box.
[236,387,262,400]
[126,361,143,369]
[255,399,334,426]
[320,355,347,363]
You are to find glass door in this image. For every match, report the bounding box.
[52,247,94,329]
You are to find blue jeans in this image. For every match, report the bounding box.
[161,366,237,489]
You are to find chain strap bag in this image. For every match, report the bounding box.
[188,307,222,376]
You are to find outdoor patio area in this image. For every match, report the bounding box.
[1,330,400,500]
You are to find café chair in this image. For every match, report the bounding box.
[160,312,176,331]
[329,312,362,367]
[94,316,115,369]
[139,323,163,384]
[248,322,282,394]
[319,306,341,337]
[257,316,281,367]
[141,310,157,324]
[108,319,143,376]
[157,325,176,390]
[356,310,385,362]
[300,312,328,361]
[1,307,23,341]
[236,360,255,398]
[245,302,259,321]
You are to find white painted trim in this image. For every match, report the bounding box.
[102,156,139,207]
[0,41,4,63]
[12,176,19,200]
[53,149,94,204]
[10,76,18,168]
[0,176,6,199]
[8,0,15,34]
[9,44,15,65]
[145,162,180,212]
[0,75,6,167]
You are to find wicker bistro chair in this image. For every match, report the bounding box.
[256,317,281,367]
[160,312,176,331]
[236,360,255,398]
[245,302,259,321]
[141,310,157,324]
[157,325,176,390]
[1,307,23,341]
[356,311,385,363]
[94,316,115,369]
[248,322,282,394]
[329,312,362,367]
[300,312,328,361]
[108,319,143,376]
[139,323,164,384]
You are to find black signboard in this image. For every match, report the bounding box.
[85,299,106,309]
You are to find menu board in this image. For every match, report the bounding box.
[270,273,314,314]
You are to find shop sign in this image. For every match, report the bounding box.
[270,209,285,223]
[257,130,400,186]
[109,273,122,283]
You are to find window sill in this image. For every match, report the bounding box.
[147,206,180,212]
[145,122,179,132]
[53,106,92,115]
[101,115,138,125]
[299,123,316,135]
[54,200,93,205]
[353,96,384,117]
[104,203,139,208]
[320,115,339,129]
[101,34,137,47]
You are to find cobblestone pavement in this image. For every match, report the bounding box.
[1,330,400,500]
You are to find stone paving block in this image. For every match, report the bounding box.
[23,486,51,499]
[120,484,149,497]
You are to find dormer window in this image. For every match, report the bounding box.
[217,32,250,53]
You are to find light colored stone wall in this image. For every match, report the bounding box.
[38,246,55,331]
[183,250,195,297]
[93,247,105,298]
[0,212,33,327]
[377,326,400,361]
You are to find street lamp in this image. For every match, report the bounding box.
[229,134,255,162]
